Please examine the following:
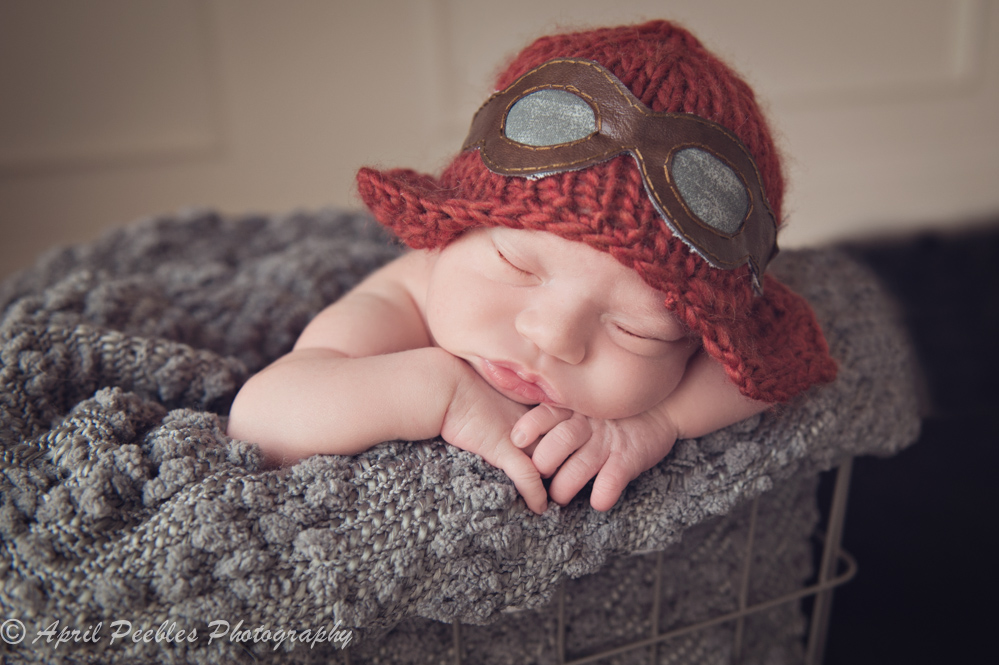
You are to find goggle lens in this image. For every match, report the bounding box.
[669,147,750,236]
[505,88,597,147]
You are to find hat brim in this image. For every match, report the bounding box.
[357,164,519,250]
[665,274,837,403]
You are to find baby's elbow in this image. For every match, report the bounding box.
[228,417,300,468]
[226,378,257,438]
[227,379,292,466]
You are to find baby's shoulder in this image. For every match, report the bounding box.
[383,248,435,279]
[362,249,435,306]
[295,249,437,354]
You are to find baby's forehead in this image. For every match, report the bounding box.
[488,226,683,322]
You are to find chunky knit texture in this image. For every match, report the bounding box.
[357,20,837,403]
[0,209,919,664]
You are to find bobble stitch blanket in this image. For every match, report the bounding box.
[0,210,920,664]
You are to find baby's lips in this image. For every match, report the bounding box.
[481,359,552,404]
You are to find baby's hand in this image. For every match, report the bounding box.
[512,405,679,511]
[440,366,548,514]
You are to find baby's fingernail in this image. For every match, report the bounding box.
[512,430,527,447]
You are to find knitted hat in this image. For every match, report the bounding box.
[357,20,837,402]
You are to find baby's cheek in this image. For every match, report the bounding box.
[576,360,675,420]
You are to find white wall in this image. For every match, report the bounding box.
[2,0,998,279]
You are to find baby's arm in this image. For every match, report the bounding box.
[227,252,548,513]
[512,351,769,511]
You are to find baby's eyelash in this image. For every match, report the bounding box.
[497,249,531,275]
[615,323,679,343]
[616,325,650,340]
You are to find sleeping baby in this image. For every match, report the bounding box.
[227,20,837,514]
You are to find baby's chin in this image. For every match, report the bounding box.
[517,395,652,422]
[570,397,665,422]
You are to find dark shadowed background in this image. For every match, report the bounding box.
[824,223,999,664]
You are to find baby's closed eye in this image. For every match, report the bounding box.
[497,249,532,275]
[606,318,698,357]
[614,323,660,341]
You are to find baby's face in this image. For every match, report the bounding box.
[425,227,700,419]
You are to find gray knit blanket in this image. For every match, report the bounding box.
[0,209,920,664]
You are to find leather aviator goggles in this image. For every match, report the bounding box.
[462,58,779,288]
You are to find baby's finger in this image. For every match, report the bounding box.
[546,444,608,507]
[512,404,574,448]
[588,459,637,512]
[532,416,592,478]
[500,450,549,514]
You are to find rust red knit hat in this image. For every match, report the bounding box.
[357,20,837,403]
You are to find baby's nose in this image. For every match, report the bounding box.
[515,305,586,365]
